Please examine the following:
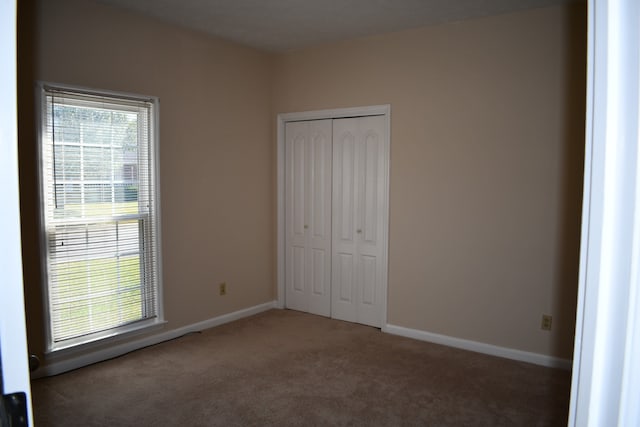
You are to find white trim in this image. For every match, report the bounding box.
[1,0,34,422]
[569,0,640,425]
[276,105,391,325]
[278,104,389,123]
[33,301,277,378]
[384,324,572,370]
[46,318,166,354]
[151,94,165,324]
[568,0,598,422]
[39,81,158,104]
[276,115,286,309]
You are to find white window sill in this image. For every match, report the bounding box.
[45,318,167,359]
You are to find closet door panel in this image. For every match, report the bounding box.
[362,130,379,243]
[332,116,386,327]
[292,135,306,237]
[360,255,377,305]
[285,120,332,317]
[292,246,306,292]
[355,116,387,327]
[311,249,326,295]
[331,119,359,322]
[310,126,329,238]
[333,252,356,322]
[285,122,309,312]
[333,123,357,246]
[307,120,332,316]
[338,131,356,241]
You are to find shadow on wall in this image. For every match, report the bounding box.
[16,0,47,362]
[551,2,587,360]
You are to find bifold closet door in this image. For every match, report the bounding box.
[332,116,387,328]
[284,120,332,317]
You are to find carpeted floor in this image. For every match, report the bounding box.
[31,309,571,426]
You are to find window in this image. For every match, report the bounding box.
[38,83,163,352]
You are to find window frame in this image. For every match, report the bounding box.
[36,81,165,355]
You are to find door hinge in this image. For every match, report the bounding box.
[0,392,28,427]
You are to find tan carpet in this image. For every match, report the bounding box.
[31,309,571,426]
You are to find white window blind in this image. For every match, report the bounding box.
[39,83,162,352]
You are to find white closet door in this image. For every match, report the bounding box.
[332,116,387,327]
[285,120,332,316]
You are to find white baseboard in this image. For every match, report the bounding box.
[34,301,277,378]
[383,323,572,370]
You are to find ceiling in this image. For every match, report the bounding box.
[96,0,579,52]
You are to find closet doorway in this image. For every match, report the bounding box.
[277,105,390,328]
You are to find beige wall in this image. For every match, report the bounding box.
[19,0,585,364]
[18,0,275,361]
[272,4,586,358]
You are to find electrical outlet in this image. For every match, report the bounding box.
[219,282,227,296]
[541,314,552,331]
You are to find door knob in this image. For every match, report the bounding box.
[357,229,362,234]
[304,225,309,229]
